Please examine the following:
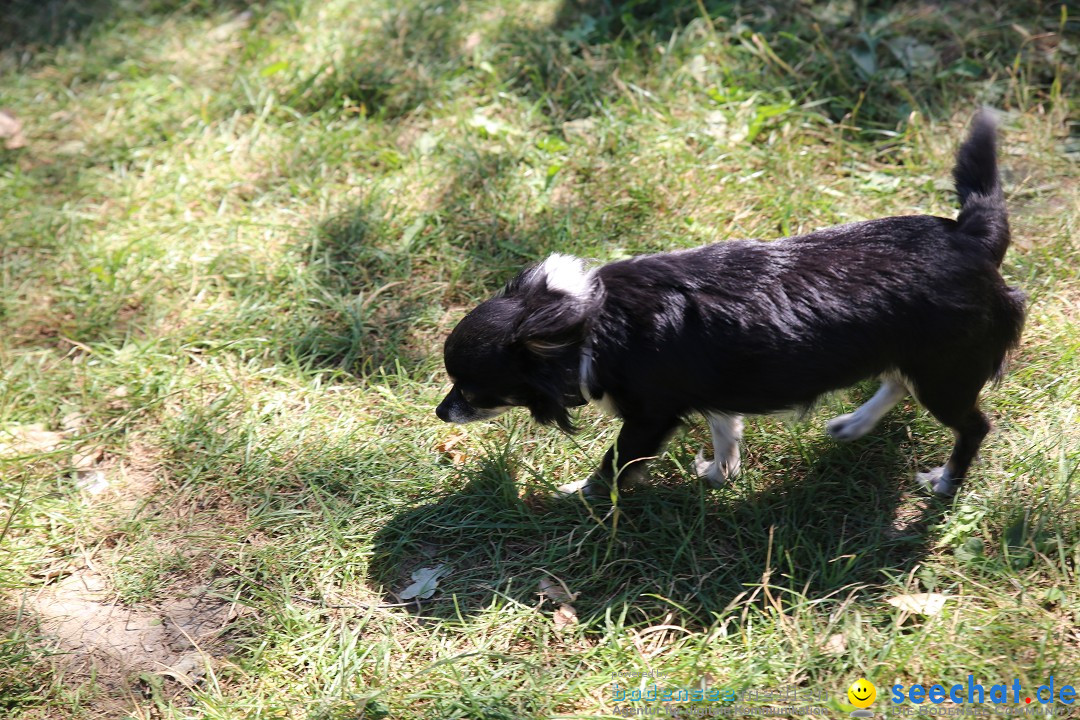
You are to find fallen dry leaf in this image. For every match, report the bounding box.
[0,108,27,149]
[538,575,578,604]
[208,10,252,41]
[72,446,104,469]
[463,31,483,52]
[75,469,110,496]
[562,117,597,141]
[61,412,87,433]
[30,561,80,583]
[822,633,847,654]
[399,565,449,601]
[886,592,948,616]
[0,423,65,456]
[434,432,470,465]
[553,603,577,630]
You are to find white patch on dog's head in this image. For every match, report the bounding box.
[534,253,593,301]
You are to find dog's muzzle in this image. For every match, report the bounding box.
[435,388,509,423]
[435,400,452,422]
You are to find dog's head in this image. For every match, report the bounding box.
[436,254,597,432]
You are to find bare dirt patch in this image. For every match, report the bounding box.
[3,440,246,716]
[16,568,235,714]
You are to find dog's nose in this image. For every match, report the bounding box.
[435,403,450,422]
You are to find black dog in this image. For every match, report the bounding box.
[436,112,1024,497]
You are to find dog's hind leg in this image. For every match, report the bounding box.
[826,379,907,441]
[915,407,990,497]
[694,413,743,487]
[907,370,992,497]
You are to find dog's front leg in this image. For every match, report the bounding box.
[556,415,680,497]
[694,413,743,487]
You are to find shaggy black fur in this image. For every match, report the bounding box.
[436,112,1025,496]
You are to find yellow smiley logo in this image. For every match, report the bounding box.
[848,678,876,709]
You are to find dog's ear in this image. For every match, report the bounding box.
[515,300,590,356]
[508,254,594,356]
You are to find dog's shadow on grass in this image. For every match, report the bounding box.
[369,421,946,627]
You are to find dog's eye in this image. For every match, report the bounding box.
[461,390,484,406]
[462,390,510,408]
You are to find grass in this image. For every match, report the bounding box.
[1,0,1078,718]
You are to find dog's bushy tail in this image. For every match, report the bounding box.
[953,110,1010,265]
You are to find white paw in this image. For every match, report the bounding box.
[694,449,738,488]
[555,478,591,497]
[554,477,609,498]
[826,412,873,441]
[915,467,958,497]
